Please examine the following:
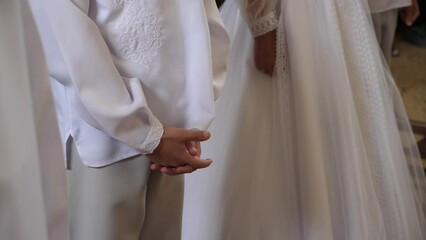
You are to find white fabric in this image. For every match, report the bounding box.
[33,0,230,167]
[368,0,411,13]
[235,0,279,36]
[0,0,68,239]
[183,0,426,239]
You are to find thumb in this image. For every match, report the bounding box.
[183,130,211,142]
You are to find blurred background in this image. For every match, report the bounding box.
[391,3,426,170]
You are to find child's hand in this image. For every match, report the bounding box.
[186,140,201,157]
[254,30,277,76]
[147,127,211,176]
[151,140,202,175]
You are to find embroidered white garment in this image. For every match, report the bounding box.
[0,0,68,239]
[183,0,426,239]
[33,0,230,167]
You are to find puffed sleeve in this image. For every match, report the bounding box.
[235,0,279,37]
[43,0,164,154]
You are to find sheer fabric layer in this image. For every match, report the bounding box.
[183,0,426,239]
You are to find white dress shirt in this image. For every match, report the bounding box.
[33,0,230,167]
[368,0,411,13]
[0,0,68,239]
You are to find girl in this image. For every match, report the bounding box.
[183,0,426,239]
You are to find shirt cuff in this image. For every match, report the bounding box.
[249,11,279,37]
[139,119,164,154]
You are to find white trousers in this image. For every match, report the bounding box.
[372,9,399,63]
[67,141,184,240]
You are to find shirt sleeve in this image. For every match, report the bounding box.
[235,0,279,37]
[43,0,164,154]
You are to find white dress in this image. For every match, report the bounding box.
[183,0,426,239]
[0,0,68,239]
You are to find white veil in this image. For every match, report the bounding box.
[183,0,426,239]
[282,0,426,238]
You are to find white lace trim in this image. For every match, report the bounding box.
[113,0,135,7]
[140,118,164,154]
[250,11,278,37]
[113,0,162,68]
[274,16,292,158]
[335,1,408,238]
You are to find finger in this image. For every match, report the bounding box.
[265,68,274,76]
[183,130,211,142]
[183,154,213,169]
[405,7,419,26]
[261,68,273,77]
[160,167,181,176]
[401,8,411,25]
[407,8,415,26]
[185,141,198,156]
[160,166,195,175]
[150,163,163,171]
[195,142,201,157]
[174,165,197,174]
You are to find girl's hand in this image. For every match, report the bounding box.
[254,30,277,76]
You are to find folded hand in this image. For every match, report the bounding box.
[147,127,211,176]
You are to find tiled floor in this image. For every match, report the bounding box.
[391,34,426,167]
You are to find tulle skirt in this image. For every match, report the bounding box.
[183,0,426,239]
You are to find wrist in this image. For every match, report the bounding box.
[142,125,164,155]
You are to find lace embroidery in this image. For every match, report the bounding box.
[274,15,292,166]
[114,1,162,68]
[334,1,408,238]
[250,11,278,37]
[113,0,135,7]
[140,125,164,154]
[140,114,164,154]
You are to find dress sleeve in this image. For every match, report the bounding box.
[43,0,164,154]
[235,0,279,37]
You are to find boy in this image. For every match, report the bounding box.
[34,0,230,239]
